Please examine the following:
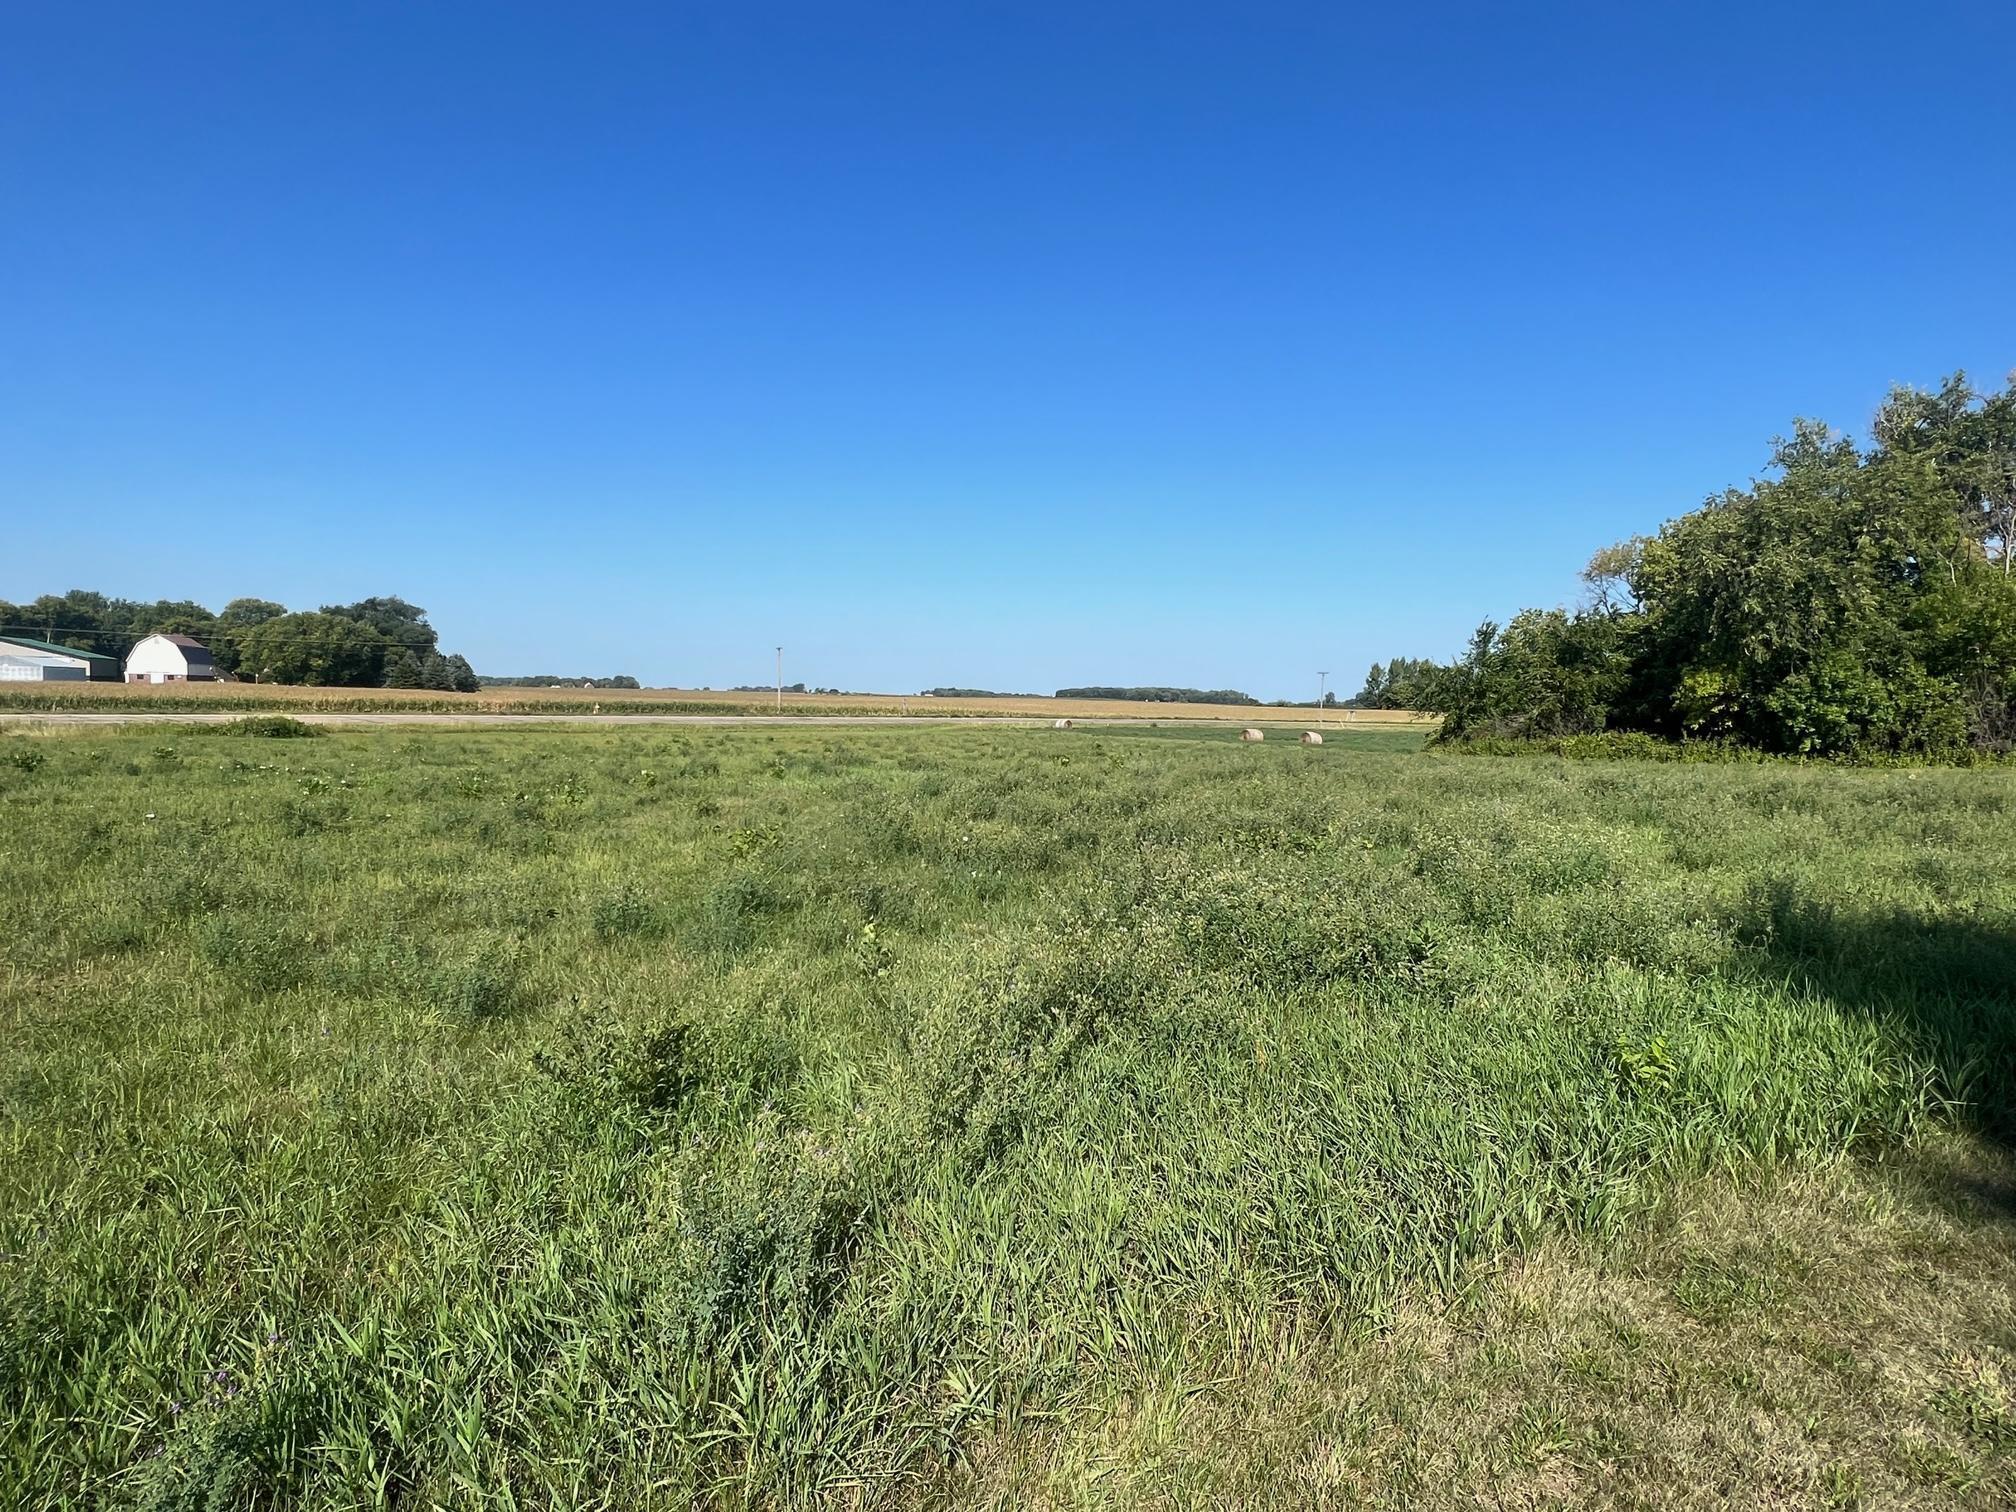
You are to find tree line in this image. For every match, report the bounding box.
[1055,686,1260,705]
[0,590,480,690]
[1352,372,2016,759]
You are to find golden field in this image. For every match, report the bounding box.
[0,678,1436,723]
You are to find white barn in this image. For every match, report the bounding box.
[125,633,219,683]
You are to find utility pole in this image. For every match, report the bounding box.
[775,646,783,712]
[1317,670,1329,723]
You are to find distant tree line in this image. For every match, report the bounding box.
[0,589,480,690]
[919,687,1025,698]
[1055,686,1260,705]
[1359,372,2016,759]
[478,675,641,689]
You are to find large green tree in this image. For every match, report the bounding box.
[1413,371,2016,758]
[237,612,389,687]
[1429,612,1630,740]
[322,597,437,654]
[1351,655,1447,710]
[209,599,287,675]
[1628,413,1989,755]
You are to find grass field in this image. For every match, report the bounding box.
[3,723,2013,1507]
[0,678,1437,726]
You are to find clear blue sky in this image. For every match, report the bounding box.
[5,3,2013,696]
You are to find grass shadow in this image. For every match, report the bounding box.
[1748,880,2016,1189]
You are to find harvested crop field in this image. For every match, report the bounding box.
[3,723,2012,1507]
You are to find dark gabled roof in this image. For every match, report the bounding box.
[158,633,217,667]
[0,634,118,666]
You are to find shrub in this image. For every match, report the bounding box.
[689,874,781,956]
[133,1367,327,1512]
[435,934,525,1019]
[535,1006,800,1125]
[195,913,315,992]
[1442,731,1763,763]
[536,1012,707,1120]
[591,883,665,941]
[658,1120,868,1348]
[222,715,322,739]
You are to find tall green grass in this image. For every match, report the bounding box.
[2,725,2009,1505]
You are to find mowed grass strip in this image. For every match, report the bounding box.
[1,725,2011,1507]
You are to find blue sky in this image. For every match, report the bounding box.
[4,2,2013,696]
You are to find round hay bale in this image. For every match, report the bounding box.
[1300,730,1323,745]
[1238,727,1264,742]
[1053,718,1073,729]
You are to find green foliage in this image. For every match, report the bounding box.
[1351,655,1445,710]
[381,649,424,688]
[317,595,437,659]
[590,883,664,940]
[1412,371,2016,761]
[195,911,316,992]
[1439,731,1766,763]
[414,650,479,693]
[1430,610,1632,741]
[237,611,388,687]
[220,715,322,739]
[437,933,524,1018]
[1622,413,1986,757]
[210,599,288,675]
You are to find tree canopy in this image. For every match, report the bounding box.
[1371,371,2016,759]
[1349,657,1445,710]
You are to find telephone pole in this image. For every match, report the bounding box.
[1317,670,1329,723]
[775,646,783,713]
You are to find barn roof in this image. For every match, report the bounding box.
[154,633,218,668]
[0,634,117,667]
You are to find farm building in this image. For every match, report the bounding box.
[125,633,219,683]
[0,634,121,682]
